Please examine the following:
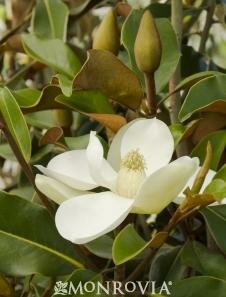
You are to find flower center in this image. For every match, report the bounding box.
[116,149,146,198]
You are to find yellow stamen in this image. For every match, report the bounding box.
[117,149,146,198]
[120,149,146,171]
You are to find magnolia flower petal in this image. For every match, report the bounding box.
[86,132,117,190]
[120,118,174,175]
[107,118,144,171]
[174,168,216,205]
[36,150,97,190]
[55,192,134,244]
[35,174,89,204]
[133,157,199,214]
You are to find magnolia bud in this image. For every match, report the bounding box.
[134,10,162,74]
[93,8,120,55]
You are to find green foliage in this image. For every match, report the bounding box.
[113,224,148,265]
[170,276,226,297]
[0,87,31,162]
[149,245,186,286]
[181,241,226,279]
[22,34,81,78]
[191,130,226,170]
[0,0,226,295]
[85,235,113,259]
[32,0,69,41]
[56,90,114,114]
[179,74,226,121]
[201,206,226,254]
[0,192,83,276]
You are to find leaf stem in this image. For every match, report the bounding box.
[169,0,183,125]
[144,72,157,116]
[0,12,32,45]
[198,0,215,54]
[169,0,189,157]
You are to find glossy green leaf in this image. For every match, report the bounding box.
[149,3,171,18]
[0,87,31,162]
[58,74,73,97]
[85,235,113,259]
[214,164,226,182]
[121,11,180,93]
[13,85,63,113]
[65,135,90,150]
[204,179,226,201]
[171,276,226,297]
[30,144,54,164]
[10,186,35,200]
[32,0,69,41]
[56,90,114,114]
[22,34,81,78]
[191,130,226,170]
[179,74,226,121]
[169,120,199,147]
[181,241,226,279]
[25,111,56,129]
[113,224,147,265]
[13,88,41,107]
[149,245,186,286]
[0,143,15,161]
[173,71,219,94]
[201,205,226,254]
[0,191,83,276]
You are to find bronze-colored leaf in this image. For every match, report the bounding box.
[200,100,226,114]
[192,113,226,145]
[21,85,63,113]
[73,49,144,109]
[87,113,127,133]
[40,127,64,146]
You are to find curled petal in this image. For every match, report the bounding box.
[133,157,199,214]
[120,118,174,175]
[35,174,89,204]
[86,132,117,190]
[36,150,97,190]
[55,192,134,244]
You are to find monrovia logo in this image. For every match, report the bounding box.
[53,280,173,295]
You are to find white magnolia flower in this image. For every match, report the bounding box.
[35,118,199,244]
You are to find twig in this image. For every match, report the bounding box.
[125,249,156,282]
[0,12,32,45]
[169,0,188,157]
[198,0,215,54]
[41,278,55,297]
[5,61,36,88]
[169,0,183,125]
[144,73,157,116]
